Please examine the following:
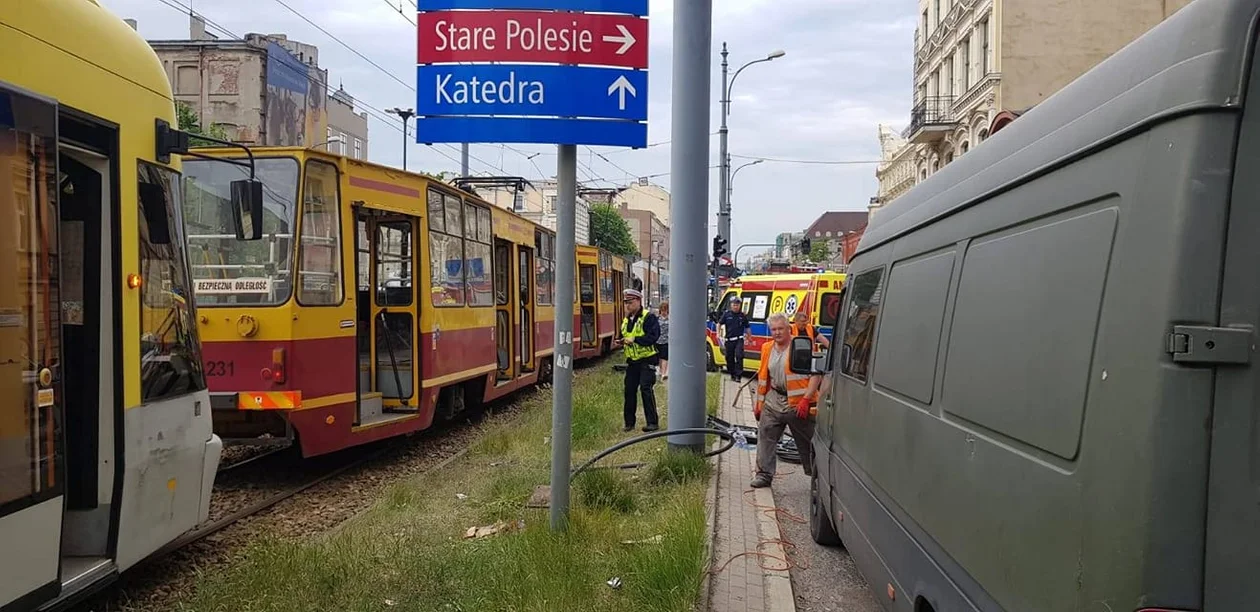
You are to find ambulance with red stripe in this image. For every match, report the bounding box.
[705,272,846,373]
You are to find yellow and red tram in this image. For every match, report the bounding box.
[183,147,630,457]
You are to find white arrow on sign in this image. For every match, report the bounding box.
[608,75,637,111]
[602,24,637,55]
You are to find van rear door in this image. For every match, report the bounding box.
[1203,48,1260,610]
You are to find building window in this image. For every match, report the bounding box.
[944,53,954,97]
[326,127,333,148]
[978,128,989,142]
[296,160,343,305]
[428,189,466,307]
[960,37,971,91]
[933,0,941,29]
[921,10,929,39]
[338,132,348,155]
[980,17,990,74]
[354,138,363,160]
[961,141,970,154]
[945,151,954,164]
[138,161,207,401]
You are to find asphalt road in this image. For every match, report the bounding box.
[772,465,882,612]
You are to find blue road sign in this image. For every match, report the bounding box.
[417,64,647,122]
[418,0,647,16]
[416,116,646,147]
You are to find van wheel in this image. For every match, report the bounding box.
[810,465,841,546]
[705,345,718,372]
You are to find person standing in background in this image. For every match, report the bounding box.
[656,301,670,380]
[619,289,660,432]
[717,296,751,381]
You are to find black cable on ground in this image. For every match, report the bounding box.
[569,427,736,480]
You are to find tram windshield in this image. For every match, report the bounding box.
[182,157,299,306]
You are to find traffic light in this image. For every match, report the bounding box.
[799,237,811,256]
[712,235,728,260]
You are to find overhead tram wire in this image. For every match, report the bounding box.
[267,0,414,91]
[728,153,881,165]
[150,0,488,175]
[381,0,416,26]
[156,0,521,176]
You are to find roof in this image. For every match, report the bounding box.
[860,0,1257,255]
[804,211,868,238]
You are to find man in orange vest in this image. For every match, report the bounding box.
[791,309,831,350]
[750,312,823,488]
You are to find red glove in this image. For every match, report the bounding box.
[754,401,763,421]
[795,397,811,420]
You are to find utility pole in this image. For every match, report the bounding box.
[666,0,712,454]
[717,47,785,247]
[461,143,470,177]
[549,144,577,530]
[387,107,414,171]
[718,43,730,248]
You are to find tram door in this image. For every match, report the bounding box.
[518,247,534,372]
[493,239,513,381]
[579,264,598,349]
[0,87,66,609]
[357,211,420,426]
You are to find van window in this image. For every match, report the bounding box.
[818,292,843,327]
[741,292,771,321]
[871,250,955,404]
[839,268,885,383]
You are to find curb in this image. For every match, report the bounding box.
[696,375,724,612]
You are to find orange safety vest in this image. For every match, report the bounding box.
[790,323,817,340]
[756,342,816,410]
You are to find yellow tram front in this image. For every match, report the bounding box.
[0,1,263,608]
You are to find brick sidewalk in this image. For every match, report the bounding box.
[704,376,796,612]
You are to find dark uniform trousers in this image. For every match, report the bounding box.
[624,358,659,428]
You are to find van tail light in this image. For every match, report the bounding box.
[271,348,286,384]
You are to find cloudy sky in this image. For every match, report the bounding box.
[103,0,916,258]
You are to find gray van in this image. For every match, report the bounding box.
[798,0,1260,610]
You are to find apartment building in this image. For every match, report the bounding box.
[325,86,369,160]
[872,0,1196,215]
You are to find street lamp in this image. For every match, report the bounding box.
[718,45,785,247]
[386,107,415,171]
[730,159,763,188]
[309,134,345,152]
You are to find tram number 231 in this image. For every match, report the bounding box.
[205,360,236,377]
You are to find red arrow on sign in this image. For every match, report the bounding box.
[417,10,648,69]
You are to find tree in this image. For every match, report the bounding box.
[809,240,830,262]
[589,203,638,258]
[176,101,230,147]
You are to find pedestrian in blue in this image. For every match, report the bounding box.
[717,296,751,381]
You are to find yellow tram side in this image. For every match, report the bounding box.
[184,147,567,457]
[1,1,249,608]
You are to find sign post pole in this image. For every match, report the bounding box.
[413,0,650,531]
[666,0,712,453]
[549,144,577,529]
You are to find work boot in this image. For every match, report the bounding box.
[623,425,634,433]
[642,424,659,432]
[749,474,771,488]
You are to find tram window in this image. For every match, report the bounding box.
[375,221,412,306]
[183,157,299,306]
[296,160,343,306]
[429,193,465,307]
[465,203,493,307]
[536,230,554,306]
[138,161,208,403]
[0,96,62,511]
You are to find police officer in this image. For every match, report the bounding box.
[619,289,661,432]
[717,296,751,381]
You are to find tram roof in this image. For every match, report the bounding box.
[2,0,175,101]
[859,0,1257,256]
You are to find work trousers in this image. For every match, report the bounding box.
[623,359,659,428]
[756,394,816,480]
[724,338,745,379]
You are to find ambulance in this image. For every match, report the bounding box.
[705,272,846,373]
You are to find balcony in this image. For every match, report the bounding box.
[903,96,958,144]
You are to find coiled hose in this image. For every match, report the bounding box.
[569,427,737,480]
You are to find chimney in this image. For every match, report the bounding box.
[124,18,138,30]
[190,14,207,40]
